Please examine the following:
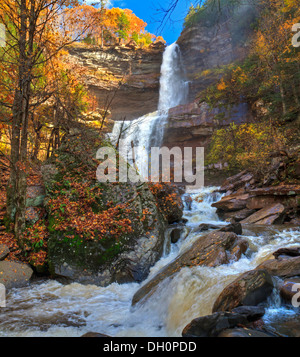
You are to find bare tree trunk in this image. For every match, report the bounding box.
[279,79,287,116]
[7,0,34,249]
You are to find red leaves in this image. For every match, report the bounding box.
[49,170,133,241]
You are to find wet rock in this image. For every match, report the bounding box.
[81,332,111,337]
[182,306,265,337]
[132,231,248,306]
[170,228,182,244]
[193,223,221,232]
[0,244,9,261]
[221,208,256,222]
[256,256,300,278]
[0,261,33,289]
[212,270,274,313]
[240,203,285,225]
[227,239,249,262]
[219,222,242,235]
[212,194,250,212]
[273,247,300,259]
[218,328,273,337]
[218,171,254,194]
[231,306,266,321]
[279,277,300,303]
[290,217,300,225]
[268,316,300,337]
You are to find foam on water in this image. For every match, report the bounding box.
[1,186,299,337]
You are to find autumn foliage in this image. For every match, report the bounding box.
[202,0,300,175]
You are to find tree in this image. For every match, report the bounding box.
[0,0,94,249]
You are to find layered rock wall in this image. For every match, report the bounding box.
[66,43,165,121]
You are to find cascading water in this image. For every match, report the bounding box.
[0,43,300,337]
[109,43,189,175]
[0,188,299,337]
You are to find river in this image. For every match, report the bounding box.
[0,187,299,337]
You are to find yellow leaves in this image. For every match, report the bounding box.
[208,122,287,175]
[217,78,227,91]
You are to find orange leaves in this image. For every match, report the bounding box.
[63,4,163,47]
[48,170,133,241]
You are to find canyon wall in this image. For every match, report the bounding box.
[66,42,165,121]
[162,10,256,159]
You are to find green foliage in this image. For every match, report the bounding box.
[184,0,242,28]
[116,11,130,41]
[207,122,287,174]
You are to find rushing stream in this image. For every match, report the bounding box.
[0,188,299,337]
[0,43,299,337]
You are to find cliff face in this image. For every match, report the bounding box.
[161,10,256,169]
[162,101,253,153]
[66,43,165,121]
[177,5,256,102]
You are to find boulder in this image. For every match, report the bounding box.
[212,194,250,212]
[219,223,243,235]
[150,183,184,224]
[256,256,300,278]
[170,228,182,244]
[218,328,273,337]
[0,261,33,289]
[81,332,111,337]
[193,223,221,233]
[0,245,9,261]
[182,306,265,337]
[26,185,45,207]
[132,231,248,306]
[218,171,254,194]
[279,277,300,303]
[273,247,300,259]
[221,208,256,222]
[212,270,274,313]
[240,203,285,225]
[48,182,168,286]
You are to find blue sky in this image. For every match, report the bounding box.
[86,0,196,44]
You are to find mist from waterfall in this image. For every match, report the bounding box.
[109,42,188,175]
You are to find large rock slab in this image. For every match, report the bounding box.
[182,306,265,337]
[132,231,248,306]
[212,270,274,313]
[218,171,254,194]
[211,194,250,212]
[280,277,300,303]
[240,203,285,225]
[221,208,256,222]
[0,261,33,289]
[218,328,273,337]
[256,256,300,278]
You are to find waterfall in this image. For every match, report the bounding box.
[1,42,299,338]
[158,43,189,111]
[109,42,188,175]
